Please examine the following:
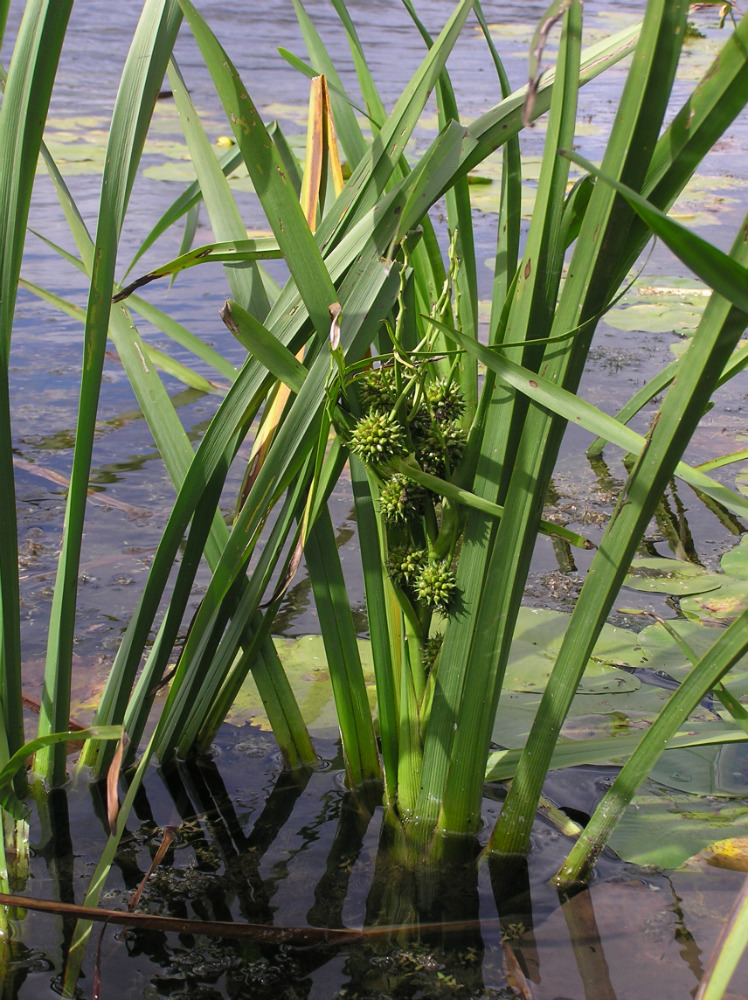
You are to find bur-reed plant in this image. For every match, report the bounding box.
[1,0,747,993]
[82,0,748,859]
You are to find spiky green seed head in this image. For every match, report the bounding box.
[350,411,407,466]
[414,423,466,476]
[415,558,456,613]
[387,546,426,587]
[426,378,465,423]
[423,633,443,674]
[379,475,426,523]
[359,367,397,412]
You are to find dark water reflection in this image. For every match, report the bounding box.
[3,732,746,999]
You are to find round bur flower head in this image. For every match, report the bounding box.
[415,558,456,613]
[423,633,443,673]
[386,546,426,587]
[350,411,407,467]
[415,423,466,476]
[379,475,424,523]
[426,378,465,423]
[359,368,397,412]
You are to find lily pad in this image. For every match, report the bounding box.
[229,608,644,734]
[604,299,706,334]
[638,618,728,673]
[681,578,748,625]
[721,534,748,579]
[623,556,723,595]
[610,784,748,868]
[649,742,748,797]
[500,637,638,694]
[226,634,376,735]
[513,606,638,655]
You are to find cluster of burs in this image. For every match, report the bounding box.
[349,364,466,617]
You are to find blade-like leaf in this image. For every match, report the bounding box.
[0,0,73,760]
[114,237,282,302]
[37,0,183,784]
[564,151,748,311]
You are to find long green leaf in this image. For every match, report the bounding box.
[424,0,585,846]
[149,256,402,762]
[37,0,183,784]
[177,0,338,341]
[124,144,244,277]
[289,0,369,167]
[305,508,380,785]
[436,316,748,521]
[0,0,72,762]
[1,727,122,819]
[565,151,748,311]
[696,876,748,1000]
[493,202,748,857]
[115,237,282,301]
[473,0,521,341]
[217,299,306,392]
[313,0,476,256]
[167,57,270,318]
[485,725,746,782]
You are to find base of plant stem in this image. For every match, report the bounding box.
[367,811,482,933]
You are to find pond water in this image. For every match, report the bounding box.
[6,734,748,1000]
[2,0,748,997]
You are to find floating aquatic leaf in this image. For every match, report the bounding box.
[638,618,730,674]
[623,556,723,595]
[501,637,638,693]
[604,299,707,333]
[142,160,255,190]
[650,742,748,798]
[721,535,748,579]
[610,788,748,869]
[228,609,643,733]
[682,579,748,625]
[226,634,376,735]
